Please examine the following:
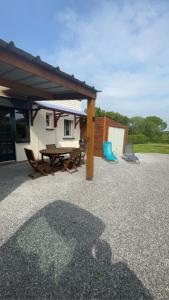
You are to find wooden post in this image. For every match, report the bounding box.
[86,98,95,180]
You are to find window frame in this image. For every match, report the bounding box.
[15,109,30,143]
[46,112,54,129]
[64,119,74,138]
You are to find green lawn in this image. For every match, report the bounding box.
[133,143,169,154]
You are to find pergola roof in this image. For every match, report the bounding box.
[0,38,96,180]
[0,39,98,100]
[34,100,86,117]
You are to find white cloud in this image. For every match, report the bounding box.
[41,0,169,124]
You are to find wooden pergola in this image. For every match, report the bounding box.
[0,39,98,180]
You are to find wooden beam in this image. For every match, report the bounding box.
[86,98,95,180]
[0,48,97,99]
[103,116,107,143]
[0,77,89,101]
[53,112,68,127]
[74,115,82,128]
[31,107,40,126]
[0,76,54,100]
[48,92,86,100]
[55,113,69,117]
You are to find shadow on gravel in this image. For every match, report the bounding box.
[0,162,30,202]
[0,201,152,299]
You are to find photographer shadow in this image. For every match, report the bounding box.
[0,200,152,299]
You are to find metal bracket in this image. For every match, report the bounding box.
[74,115,81,128]
[31,106,40,126]
[54,112,69,127]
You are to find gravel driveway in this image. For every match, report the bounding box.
[0,154,169,299]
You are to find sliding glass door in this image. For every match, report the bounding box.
[0,107,16,162]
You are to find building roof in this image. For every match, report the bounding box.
[0,39,98,101]
[35,100,86,117]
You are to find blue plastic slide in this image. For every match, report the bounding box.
[103,141,118,161]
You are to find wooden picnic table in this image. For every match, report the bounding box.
[39,147,76,166]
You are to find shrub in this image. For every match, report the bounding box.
[151,134,169,144]
[128,134,149,144]
[150,136,162,143]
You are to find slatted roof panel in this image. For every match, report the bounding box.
[0,61,72,94]
[0,39,99,100]
[0,61,15,74]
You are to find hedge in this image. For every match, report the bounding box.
[128,134,149,144]
[129,134,169,144]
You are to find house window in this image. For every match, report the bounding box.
[15,109,30,142]
[46,113,53,128]
[64,119,73,137]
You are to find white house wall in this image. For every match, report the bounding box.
[0,93,82,161]
[56,114,80,148]
[15,108,80,161]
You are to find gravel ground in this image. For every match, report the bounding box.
[0,154,169,299]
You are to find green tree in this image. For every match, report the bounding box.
[144,116,167,140]
[84,107,168,141]
[106,111,130,125]
[129,116,145,135]
[95,107,106,116]
[145,116,167,131]
[129,115,167,139]
[93,107,130,125]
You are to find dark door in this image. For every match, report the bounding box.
[0,107,16,162]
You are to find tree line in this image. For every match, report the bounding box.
[92,107,168,144]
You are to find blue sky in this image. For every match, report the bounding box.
[0,0,169,125]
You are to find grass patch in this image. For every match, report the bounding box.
[134,143,169,154]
